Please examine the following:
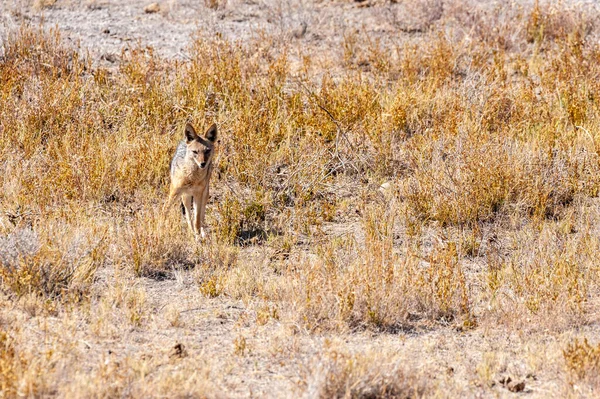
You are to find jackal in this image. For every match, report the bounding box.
[164,123,217,238]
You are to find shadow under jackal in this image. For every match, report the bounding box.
[164,123,217,239]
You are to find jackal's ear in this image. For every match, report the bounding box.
[205,124,217,142]
[184,123,199,143]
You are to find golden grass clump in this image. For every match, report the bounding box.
[304,346,427,398]
[282,200,475,332]
[564,338,600,390]
[0,225,106,301]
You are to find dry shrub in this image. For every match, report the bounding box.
[286,205,408,332]
[58,352,216,398]
[204,0,226,10]
[0,330,27,397]
[212,189,268,245]
[414,242,475,327]
[33,0,56,9]
[402,136,599,226]
[484,219,596,330]
[526,0,594,45]
[564,338,600,390]
[0,226,106,300]
[126,209,196,278]
[0,26,176,209]
[196,242,238,298]
[213,193,243,245]
[286,201,473,332]
[0,329,52,397]
[304,347,427,398]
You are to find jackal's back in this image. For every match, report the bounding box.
[170,141,187,177]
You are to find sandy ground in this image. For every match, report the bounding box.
[1,1,369,59]
[0,0,449,70]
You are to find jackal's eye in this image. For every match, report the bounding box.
[192,150,199,155]
[204,149,211,155]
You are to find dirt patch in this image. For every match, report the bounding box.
[1,0,444,67]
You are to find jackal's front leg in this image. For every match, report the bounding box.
[193,185,210,239]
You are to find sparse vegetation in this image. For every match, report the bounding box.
[2,0,600,396]
[304,346,427,398]
[564,338,600,390]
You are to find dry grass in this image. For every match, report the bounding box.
[3,0,600,396]
[304,344,427,398]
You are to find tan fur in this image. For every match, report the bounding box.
[163,123,217,239]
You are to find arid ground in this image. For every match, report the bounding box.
[2,0,600,397]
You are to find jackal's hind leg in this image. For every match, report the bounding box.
[197,184,210,239]
[181,194,195,235]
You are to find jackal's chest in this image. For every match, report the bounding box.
[172,164,211,191]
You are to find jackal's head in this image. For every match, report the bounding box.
[184,123,217,170]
